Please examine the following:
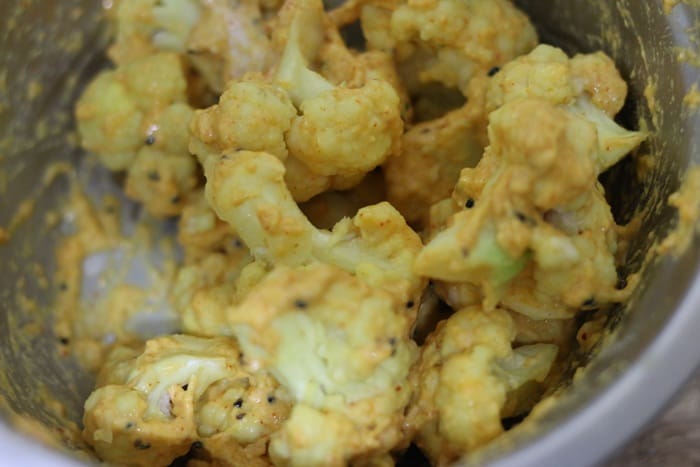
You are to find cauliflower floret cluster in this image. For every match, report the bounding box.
[83,335,292,466]
[415,45,646,317]
[185,0,274,93]
[203,150,425,309]
[388,0,538,92]
[76,0,283,217]
[330,0,537,95]
[226,263,417,466]
[190,0,404,202]
[344,0,539,228]
[106,0,201,63]
[107,0,275,93]
[170,147,425,336]
[75,52,198,216]
[72,0,649,465]
[405,307,557,465]
[486,44,646,172]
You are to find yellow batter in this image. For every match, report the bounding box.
[57,0,658,465]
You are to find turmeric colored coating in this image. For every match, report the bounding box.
[70,0,647,465]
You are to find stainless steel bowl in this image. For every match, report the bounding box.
[0,1,698,466]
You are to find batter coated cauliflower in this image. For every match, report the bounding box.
[75,52,198,216]
[107,0,201,64]
[405,307,556,465]
[75,52,187,170]
[416,99,633,316]
[317,39,413,123]
[277,8,401,198]
[416,46,646,317]
[190,0,403,201]
[389,0,537,92]
[203,150,425,308]
[189,79,297,162]
[498,188,623,320]
[170,252,259,336]
[488,44,627,116]
[174,146,423,336]
[487,44,647,172]
[173,192,266,334]
[71,0,652,463]
[83,335,291,467]
[108,0,274,93]
[226,263,417,466]
[186,0,274,93]
[383,24,625,231]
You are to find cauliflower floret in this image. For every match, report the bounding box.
[499,188,623,319]
[569,52,629,117]
[195,370,292,466]
[416,100,576,288]
[189,79,297,162]
[203,150,425,307]
[172,193,267,335]
[75,55,178,171]
[186,0,274,93]
[108,0,274,93]
[83,335,230,465]
[170,258,271,337]
[75,53,198,216]
[341,0,535,92]
[276,0,402,178]
[83,384,197,466]
[386,34,631,232]
[488,45,627,116]
[83,335,290,467]
[315,26,413,122]
[124,147,197,217]
[389,0,538,92]
[199,147,423,319]
[384,75,489,227]
[486,44,575,110]
[487,44,647,172]
[405,307,557,465]
[170,252,252,334]
[189,0,404,202]
[284,79,401,177]
[430,191,624,320]
[208,150,423,305]
[270,405,362,467]
[108,0,202,64]
[203,150,315,266]
[283,156,366,204]
[225,263,417,466]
